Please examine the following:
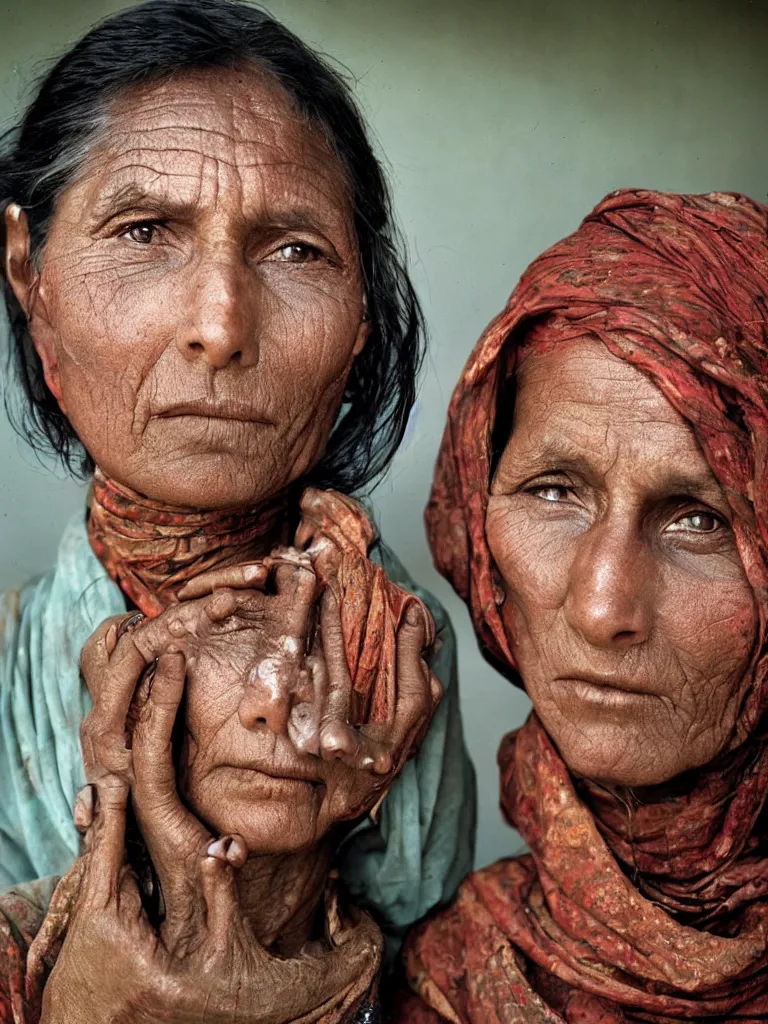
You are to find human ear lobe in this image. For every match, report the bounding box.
[351,310,371,358]
[4,202,65,409]
[5,203,37,316]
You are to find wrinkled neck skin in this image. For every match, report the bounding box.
[235,838,337,955]
[88,468,294,614]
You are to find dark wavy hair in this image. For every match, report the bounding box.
[0,0,424,496]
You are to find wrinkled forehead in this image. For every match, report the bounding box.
[498,334,720,486]
[63,66,351,222]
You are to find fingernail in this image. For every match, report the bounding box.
[244,564,263,582]
[207,837,229,860]
[406,604,423,628]
[105,623,118,655]
[226,835,247,867]
[117,612,145,639]
[73,785,95,830]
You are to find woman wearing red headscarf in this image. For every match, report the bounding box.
[397,189,768,1022]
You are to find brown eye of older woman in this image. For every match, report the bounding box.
[668,511,722,533]
[271,242,321,263]
[124,222,156,244]
[532,484,569,502]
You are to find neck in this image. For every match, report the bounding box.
[235,839,336,955]
[87,468,292,616]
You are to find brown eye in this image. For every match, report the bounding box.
[124,222,156,244]
[532,485,569,503]
[271,243,320,263]
[669,511,722,534]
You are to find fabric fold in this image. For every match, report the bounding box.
[405,189,768,1022]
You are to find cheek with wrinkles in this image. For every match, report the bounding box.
[486,509,756,785]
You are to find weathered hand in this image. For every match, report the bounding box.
[78,564,312,790]
[47,648,381,1024]
[314,588,442,778]
[177,559,443,779]
[78,589,242,790]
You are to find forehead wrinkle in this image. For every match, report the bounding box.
[513,411,724,508]
[109,89,320,155]
[91,144,346,203]
[510,373,719,491]
[109,89,294,131]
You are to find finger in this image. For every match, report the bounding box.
[314,590,397,773]
[79,613,144,695]
[131,650,211,918]
[177,562,268,599]
[74,784,95,834]
[80,625,159,782]
[274,559,318,634]
[83,774,130,904]
[317,589,358,762]
[26,856,88,985]
[199,835,247,943]
[338,605,436,778]
[385,604,436,761]
[116,863,144,918]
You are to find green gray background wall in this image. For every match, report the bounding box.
[1,0,766,870]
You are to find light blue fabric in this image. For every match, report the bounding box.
[0,509,475,951]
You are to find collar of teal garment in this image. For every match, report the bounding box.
[0,507,476,958]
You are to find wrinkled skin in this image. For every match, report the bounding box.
[5,65,368,510]
[43,650,380,1024]
[486,338,757,788]
[1,62,435,1023]
[42,559,436,1023]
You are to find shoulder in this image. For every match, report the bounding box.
[0,571,53,661]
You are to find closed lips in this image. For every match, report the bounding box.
[156,400,273,423]
[558,674,655,696]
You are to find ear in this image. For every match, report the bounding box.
[5,203,65,410]
[351,306,371,358]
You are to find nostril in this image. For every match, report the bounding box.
[255,716,267,725]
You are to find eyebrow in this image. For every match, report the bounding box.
[89,181,342,239]
[89,182,198,226]
[503,439,727,505]
[649,471,727,506]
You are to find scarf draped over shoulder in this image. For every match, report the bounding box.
[401,189,768,1023]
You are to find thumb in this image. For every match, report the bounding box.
[199,835,249,945]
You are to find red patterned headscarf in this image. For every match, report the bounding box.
[401,190,768,1023]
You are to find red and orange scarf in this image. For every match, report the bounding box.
[400,190,768,1023]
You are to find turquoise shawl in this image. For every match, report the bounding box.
[0,510,475,951]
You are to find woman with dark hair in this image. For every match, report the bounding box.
[0,0,474,1018]
[397,189,768,1022]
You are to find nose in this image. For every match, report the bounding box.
[564,520,653,650]
[177,252,258,369]
[238,658,313,737]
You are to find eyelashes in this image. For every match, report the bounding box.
[116,222,330,266]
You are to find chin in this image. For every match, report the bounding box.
[193,787,326,854]
[547,722,691,788]
[123,454,288,510]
